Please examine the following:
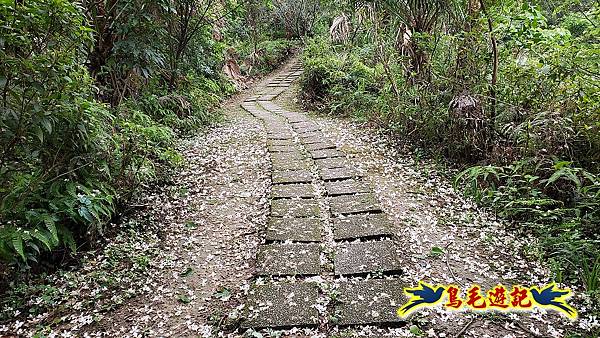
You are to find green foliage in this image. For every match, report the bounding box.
[0,1,115,263]
[301,37,385,121]
[496,2,600,164]
[271,0,321,38]
[238,38,297,76]
[227,0,304,77]
[0,0,246,265]
[0,0,299,266]
[129,74,228,135]
[0,221,158,322]
[455,159,600,286]
[300,0,600,300]
[257,39,296,70]
[582,255,600,292]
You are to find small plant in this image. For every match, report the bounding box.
[215,287,232,301]
[177,294,191,304]
[244,329,265,338]
[429,246,445,258]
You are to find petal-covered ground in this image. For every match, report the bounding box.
[1,58,597,338]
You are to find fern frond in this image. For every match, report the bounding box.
[12,232,26,262]
[31,229,54,251]
[58,225,77,254]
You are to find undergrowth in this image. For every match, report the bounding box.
[299,1,600,301]
[0,1,228,268]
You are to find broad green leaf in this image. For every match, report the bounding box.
[31,229,53,251]
[58,225,76,254]
[409,325,423,336]
[177,294,191,304]
[40,117,52,134]
[44,217,59,244]
[12,233,26,262]
[430,246,444,256]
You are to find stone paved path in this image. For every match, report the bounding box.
[240,61,407,330]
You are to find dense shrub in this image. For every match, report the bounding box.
[301,37,386,122]
[0,1,232,266]
[256,39,296,71]
[455,159,600,289]
[0,1,113,262]
[300,1,600,289]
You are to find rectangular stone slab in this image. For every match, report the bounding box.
[266,218,322,242]
[290,119,312,125]
[256,243,321,276]
[281,112,301,118]
[267,139,295,146]
[243,282,319,328]
[271,152,306,162]
[272,169,313,184]
[336,279,407,326]
[333,214,393,240]
[334,240,403,275]
[305,142,336,151]
[293,122,319,129]
[325,179,370,196]
[295,126,321,134]
[320,167,360,181]
[268,145,302,153]
[310,149,345,159]
[271,183,315,198]
[259,102,278,109]
[271,199,320,217]
[266,130,291,137]
[263,117,282,123]
[286,116,308,123]
[271,160,312,171]
[315,157,348,169]
[271,89,286,96]
[243,96,259,102]
[299,131,324,140]
[241,102,256,109]
[263,120,284,126]
[300,136,325,145]
[329,193,381,215]
[265,127,290,134]
[268,133,294,140]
